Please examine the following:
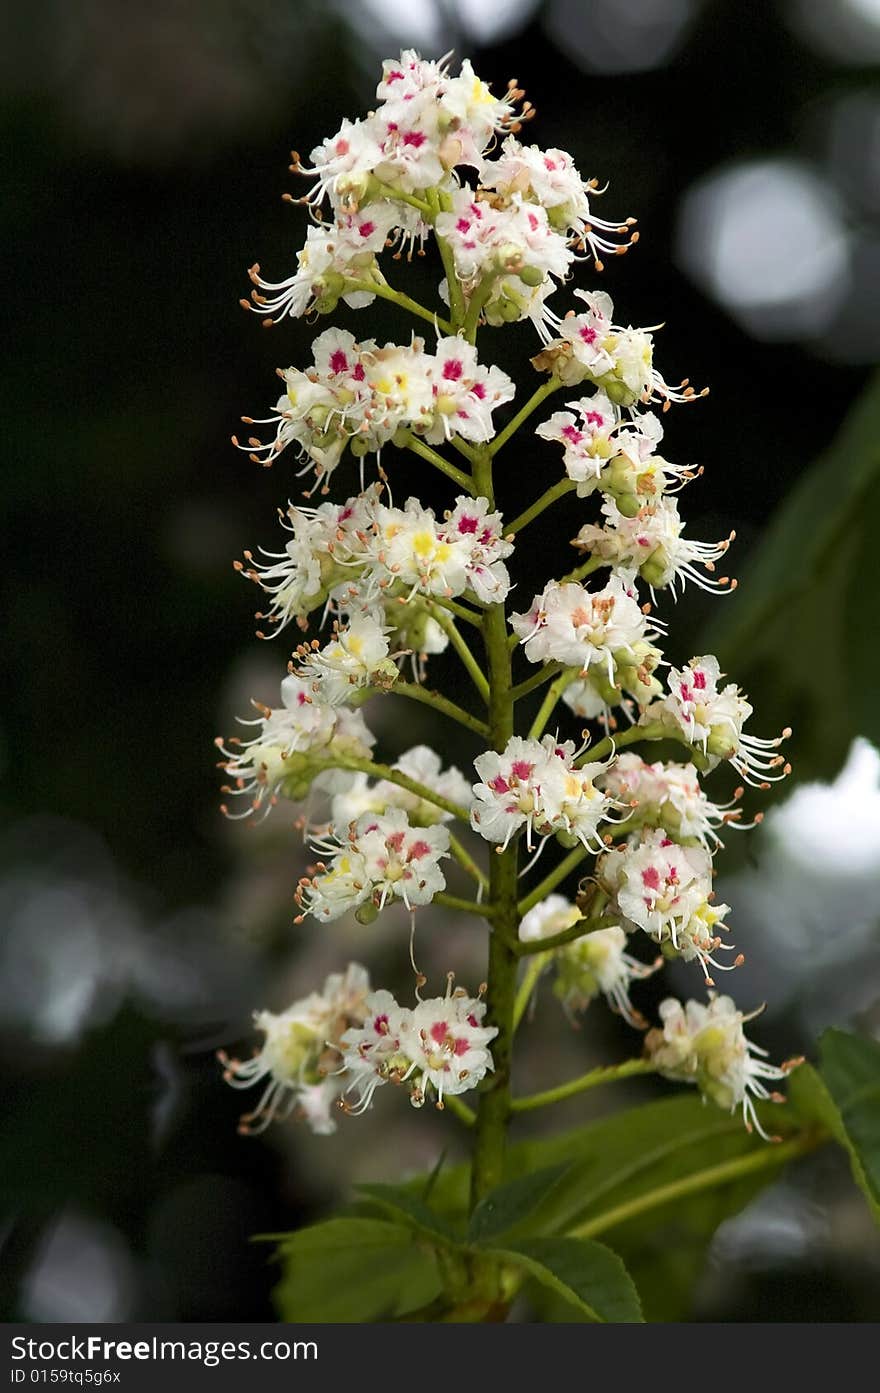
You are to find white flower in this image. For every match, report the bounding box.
[471,736,616,852]
[216,675,375,819]
[511,574,660,684]
[645,995,801,1140]
[483,135,637,268]
[573,496,735,596]
[599,829,737,982]
[442,495,513,602]
[338,989,414,1114]
[435,190,572,339]
[370,497,470,599]
[237,488,380,637]
[471,736,550,849]
[518,896,658,1027]
[297,809,450,921]
[600,753,748,849]
[403,989,498,1106]
[330,746,471,828]
[219,963,371,1135]
[555,925,660,1027]
[518,892,583,944]
[339,979,498,1113]
[644,656,792,788]
[424,337,515,444]
[293,612,398,705]
[561,641,665,729]
[545,289,707,408]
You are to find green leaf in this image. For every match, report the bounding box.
[353,1181,460,1243]
[820,1029,880,1222]
[468,1163,573,1243]
[409,1092,816,1320]
[273,1217,443,1322]
[707,371,880,668]
[489,1238,642,1323]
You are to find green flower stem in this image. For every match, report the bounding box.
[426,594,484,627]
[511,1058,657,1114]
[470,446,521,1210]
[449,435,479,465]
[373,184,432,216]
[515,906,608,958]
[559,554,604,586]
[435,892,494,918]
[427,188,466,328]
[462,273,498,345]
[402,434,475,493]
[345,276,453,335]
[576,720,665,768]
[507,479,576,536]
[312,754,471,823]
[569,1129,827,1240]
[512,954,549,1033]
[448,832,489,891]
[393,680,489,739]
[421,603,491,704]
[488,378,563,458]
[511,662,563,703]
[517,844,589,917]
[441,1095,476,1128]
[527,669,580,741]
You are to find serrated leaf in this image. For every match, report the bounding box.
[273,1217,443,1322]
[354,1181,460,1242]
[468,1163,572,1243]
[820,1029,880,1222]
[489,1237,642,1323]
[406,1092,814,1320]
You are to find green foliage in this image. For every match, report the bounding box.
[818,1030,880,1221]
[703,371,880,782]
[467,1164,573,1243]
[486,1238,642,1322]
[272,1033,880,1321]
[273,1217,444,1322]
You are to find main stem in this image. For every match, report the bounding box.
[469,447,520,1210]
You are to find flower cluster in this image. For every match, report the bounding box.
[216,674,375,819]
[511,574,663,685]
[340,977,497,1112]
[235,330,515,488]
[219,49,797,1151]
[470,735,616,852]
[519,895,659,1027]
[645,996,802,1140]
[218,963,371,1135]
[295,809,450,923]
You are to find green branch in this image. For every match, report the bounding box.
[311,754,471,823]
[559,554,604,587]
[507,479,576,536]
[392,680,489,739]
[511,1058,656,1114]
[570,1129,826,1240]
[575,721,665,768]
[527,669,580,741]
[488,378,564,458]
[435,892,493,918]
[441,1094,477,1127]
[401,434,475,493]
[512,954,549,1032]
[345,275,453,335]
[422,603,491,704]
[511,663,563,703]
[448,832,489,891]
[518,844,590,917]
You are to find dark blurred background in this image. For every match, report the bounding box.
[3,0,880,1322]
